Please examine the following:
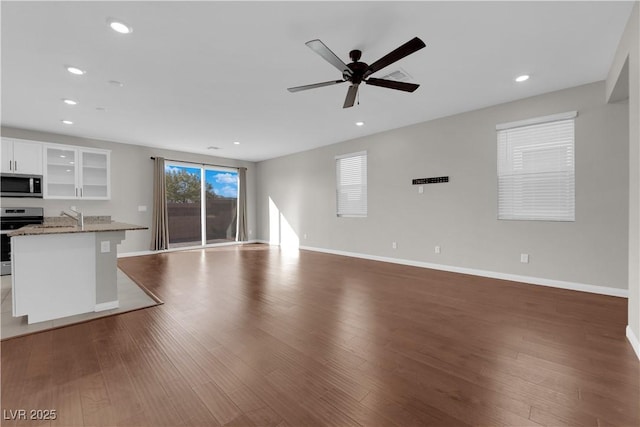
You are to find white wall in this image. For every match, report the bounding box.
[256,81,629,292]
[0,127,257,253]
[607,2,640,357]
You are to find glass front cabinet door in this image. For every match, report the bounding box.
[80,149,110,199]
[44,145,110,200]
[44,146,78,198]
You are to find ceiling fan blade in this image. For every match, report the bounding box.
[366,78,420,92]
[343,84,359,108]
[287,80,345,93]
[364,37,426,78]
[306,39,353,77]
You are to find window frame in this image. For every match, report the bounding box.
[336,151,368,218]
[496,111,577,222]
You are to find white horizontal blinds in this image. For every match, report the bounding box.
[336,151,367,217]
[497,116,575,221]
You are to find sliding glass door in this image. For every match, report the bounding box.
[165,163,238,248]
[205,169,238,244]
[165,163,202,247]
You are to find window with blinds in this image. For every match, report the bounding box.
[336,151,367,217]
[497,111,576,221]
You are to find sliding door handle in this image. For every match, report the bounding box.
[14,161,17,171]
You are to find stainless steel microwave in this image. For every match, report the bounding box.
[0,173,43,198]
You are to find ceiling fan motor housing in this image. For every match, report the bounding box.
[346,50,368,84]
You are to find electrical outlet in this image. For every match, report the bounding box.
[520,253,529,263]
[138,205,147,212]
[418,186,424,194]
[100,241,110,253]
[435,245,441,254]
[392,242,397,249]
[303,233,308,240]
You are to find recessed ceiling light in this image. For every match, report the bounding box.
[108,80,124,87]
[62,99,78,105]
[107,18,133,34]
[60,155,66,158]
[355,121,365,126]
[515,74,530,82]
[61,120,73,125]
[66,66,86,75]
[233,141,240,145]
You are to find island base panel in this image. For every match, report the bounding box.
[12,233,96,324]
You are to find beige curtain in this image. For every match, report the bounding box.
[151,157,169,250]
[237,167,248,241]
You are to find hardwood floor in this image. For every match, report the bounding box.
[2,244,638,426]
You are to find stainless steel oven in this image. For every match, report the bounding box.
[1,207,44,275]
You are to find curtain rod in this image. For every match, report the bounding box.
[150,156,244,171]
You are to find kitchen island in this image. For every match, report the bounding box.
[9,221,147,324]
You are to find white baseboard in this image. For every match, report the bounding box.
[295,244,628,298]
[120,240,629,299]
[118,240,261,258]
[627,325,640,360]
[95,300,119,311]
[118,249,157,258]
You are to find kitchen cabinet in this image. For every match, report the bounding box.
[1,138,43,175]
[44,144,110,199]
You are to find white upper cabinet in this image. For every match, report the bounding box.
[80,148,110,199]
[44,145,78,198]
[44,144,110,200]
[1,138,43,175]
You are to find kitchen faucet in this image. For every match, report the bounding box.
[60,208,84,229]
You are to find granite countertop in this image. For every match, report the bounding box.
[9,221,148,237]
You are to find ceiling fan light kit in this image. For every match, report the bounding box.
[288,37,426,108]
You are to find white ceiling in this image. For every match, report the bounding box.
[1,1,634,162]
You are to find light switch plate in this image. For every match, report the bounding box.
[138,205,147,212]
[101,241,110,253]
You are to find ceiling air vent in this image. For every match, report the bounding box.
[379,68,413,82]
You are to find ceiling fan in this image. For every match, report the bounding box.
[288,37,426,108]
